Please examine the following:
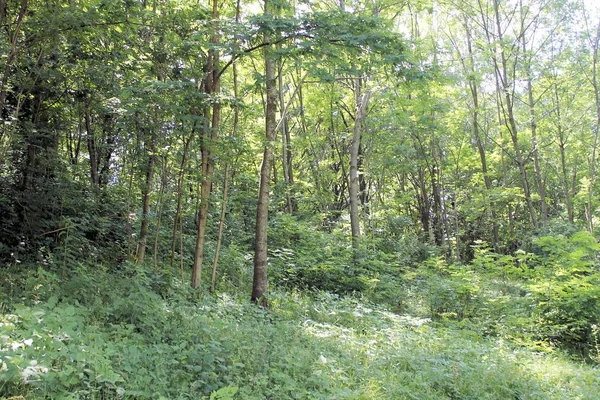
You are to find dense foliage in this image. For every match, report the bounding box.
[2,0,600,398]
[2,261,600,399]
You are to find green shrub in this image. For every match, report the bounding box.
[415,257,482,320]
[528,231,600,355]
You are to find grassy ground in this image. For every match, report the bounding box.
[1,263,599,399]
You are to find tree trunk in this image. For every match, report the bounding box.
[349,76,371,250]
[252,0,277,305]
[136,130,156,265]
[169,122,196,267]
[520,0,547,225]
[125,145,137,256]
[153,155,168,269]
[66,107,83,165]
[191,112,212,288]
[492,0,538,229]
[84,99,100,186]
[278,58,296,214]
[210,0,241,294]
[463,19,499,251]
[192,0,221,289]
[99,114,116,186]
[211,164,231,293]
[552,83,574,223]
[430,139,444,246]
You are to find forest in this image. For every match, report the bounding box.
[2,0,600,398]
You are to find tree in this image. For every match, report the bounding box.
[192,0,222,289]
[349,76,371,249]
[251,0,278,305]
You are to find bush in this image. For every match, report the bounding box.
[414,257,482,320]
[527,231,600,356]
[268,218,405,303]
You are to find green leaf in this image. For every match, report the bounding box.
[210,386,239,400]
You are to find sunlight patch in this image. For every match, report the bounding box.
[302,320,354,339]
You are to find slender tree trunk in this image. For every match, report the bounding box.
[492,0,537,228]
[558,128,573,223]
[520,1,547,225]
[211,0,241,294]
[125,146,137,256]
[180,213,185,283]
[278,58,295,214]
[330,87,348,213]
[295,67,327,211]
[490,38,515,243]
[191,111,212,288]
[438,165,450,250]
[84,99,100,186]
[552,84,574,223]
[211,164,230,293]
[153,155,168,269]
[527,78,547,224]
[252,0,277,305]
[349,76,371,250]
[192,0,221,289]
[97,114,116,186]
[136,130,156,265]
[430,140,444,246]
[453,184,460,260]
[472,88,499,249]
[169,123,195,267]
[463,20,499,251]
[66,106,83,165]
[412,168,432,241]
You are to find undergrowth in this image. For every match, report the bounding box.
[1,259,600,399]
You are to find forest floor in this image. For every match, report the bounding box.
[1,262,600,399]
